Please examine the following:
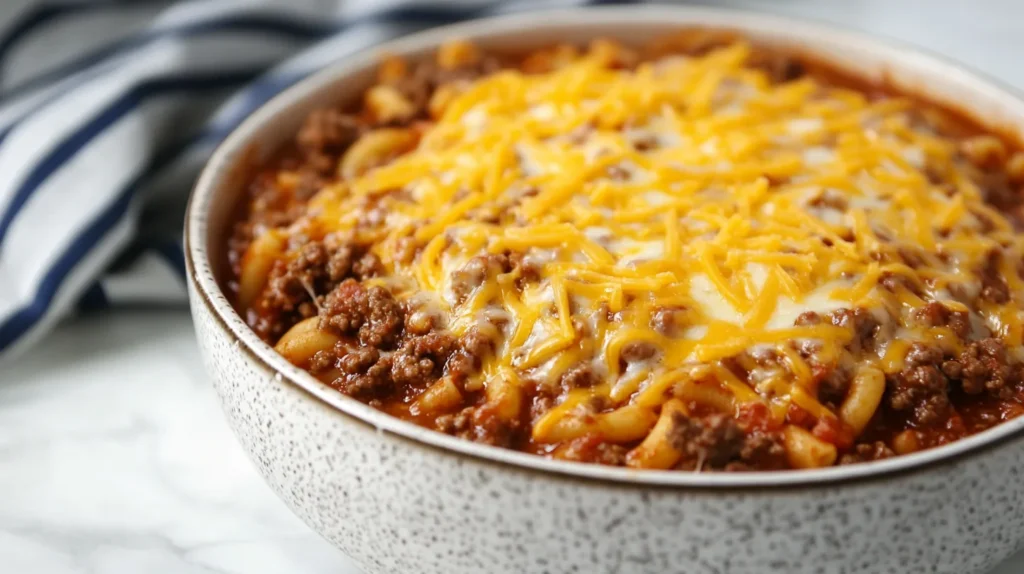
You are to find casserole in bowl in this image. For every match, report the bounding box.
[186,7,1024,573]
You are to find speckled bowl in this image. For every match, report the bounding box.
[185,7,1024,574]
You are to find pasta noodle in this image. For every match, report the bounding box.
[414,377,464,414]
[783,426,838,469]
[627,399,688,470]
[274,317,340,366]
[485,374,523,421]
[839,366,885,434]
[534,404,657,444]
[339,128,418,179]
[238,230,284,309]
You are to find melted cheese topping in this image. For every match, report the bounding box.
[294,41,1024,433]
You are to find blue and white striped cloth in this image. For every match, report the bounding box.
[0,0,626,360]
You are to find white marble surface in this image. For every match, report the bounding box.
[5,1,1024,572]
[1,311,361,574]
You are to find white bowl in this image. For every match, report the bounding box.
[185,6,1024,573]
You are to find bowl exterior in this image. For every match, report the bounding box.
[190,283,1024,574]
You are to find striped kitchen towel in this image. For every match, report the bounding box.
[0,0,622,360]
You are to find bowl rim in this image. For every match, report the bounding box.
[186,4,1024,489]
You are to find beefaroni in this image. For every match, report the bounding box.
[230,33,1024,472]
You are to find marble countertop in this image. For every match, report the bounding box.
[1,311,361,574]
[5,1,1024,572]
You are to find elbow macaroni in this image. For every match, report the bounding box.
[839,366,885,435]
[274,317,340,366]
[783,426,838,469]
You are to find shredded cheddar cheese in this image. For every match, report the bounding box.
[272,39,1024,450]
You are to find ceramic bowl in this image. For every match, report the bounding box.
[185,6,1024,574]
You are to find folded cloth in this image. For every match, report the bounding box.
[0,0,617,360]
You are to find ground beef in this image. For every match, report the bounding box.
[651,306,687,336]
[561,363,600,389]
[445,350,476,384]
[361,288,404,347]
[621,342,658,362]
[747,53,806,83]
[887,343,950,425]
[507,251,542,284]
[912,301,970,338]
[886,338,1018,425]
[435,406,474,435]
[745,346,782,368]
[768,57,805,83]
[295,108,361,175]
[878,271,923,297]
[385,351,430,386]
[528,386,557,423]
[435,404,519,448]
[815,364,851,407]
[264,242,330,313]
[318,280,404,348]
[794,311,821,326]
[250,244,323,339]
[461,327,495,357]
[318,280,364,333]
[308,348,336,373]
[725,432,787,471]
[792,338,823,360]
[313,288,458,401]
[337,346,380,374]
[236,175,306,237]
[871,247,929,269]
[584,442,629,466]
[668,412,745,469]
[980,250,1011,304]
[955,338,1011,395]
[554,436,629,465]
[449,254,511,304]
[631,133,659,152]
[393,236,420,265]
[905,342,943,368]
[974,211,997,233]
[826,308,880,352]
[446,327,496,384]
[897,246,928,269]
[352,251,383,279]
[357,199,392,228]
[839,441,896,465]
[975,169,1022,212]
[253,240,383,340]
[297,108,360,154]
[336,354,394,399]
[324,244,355,282]
[387,55,502,119]
[293,168,327,200]
[471,417,519,448]
[390,332,455,385]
